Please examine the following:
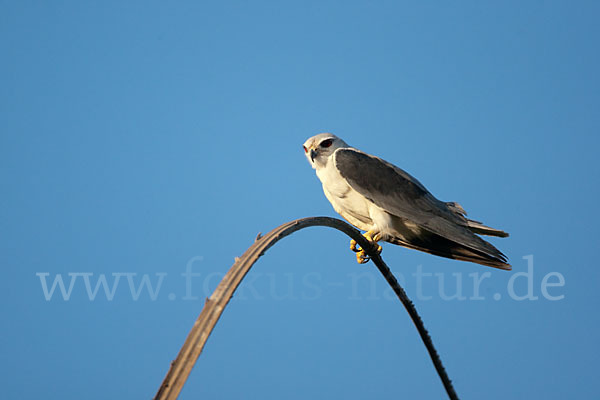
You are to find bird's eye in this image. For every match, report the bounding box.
[320,139,333,148]
[303,145,308,153]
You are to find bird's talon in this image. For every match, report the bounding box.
[356,250,370,264]
[351,231,383,263]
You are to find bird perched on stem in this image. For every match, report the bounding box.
[303,133,510,269]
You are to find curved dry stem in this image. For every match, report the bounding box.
[153,217,458,400]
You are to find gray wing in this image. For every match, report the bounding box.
[333,148,506,260]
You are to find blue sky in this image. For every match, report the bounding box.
[2,1,599,399]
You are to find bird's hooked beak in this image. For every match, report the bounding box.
[310,148,317,162]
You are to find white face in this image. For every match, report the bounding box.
[302,133,348,169]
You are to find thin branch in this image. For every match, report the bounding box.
[153,217,458,400]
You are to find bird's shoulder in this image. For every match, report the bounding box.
[332,147,429,196]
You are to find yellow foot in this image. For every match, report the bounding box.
[350,230,383,264]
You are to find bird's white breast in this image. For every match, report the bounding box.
[315,152,374,231]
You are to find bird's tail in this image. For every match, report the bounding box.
[466,219,509,238]
[446,201,509,238]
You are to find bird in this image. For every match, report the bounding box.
[302,133,510,270]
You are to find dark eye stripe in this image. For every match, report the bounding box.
[320,139,333,148]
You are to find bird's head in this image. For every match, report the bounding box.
[303,133,348,169]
